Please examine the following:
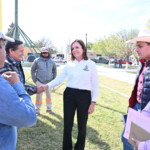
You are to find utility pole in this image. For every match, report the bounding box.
[0,0,2,31]
[86,33,87,50]
[15,0,19,39]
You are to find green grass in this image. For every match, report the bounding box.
[16,71,133,150]
[99,76,133,96]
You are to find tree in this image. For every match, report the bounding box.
[35,37,58,54]
[146,20,150,29]
[6,22,21,39]
[35,37,53,48]
[109,29,139,70]
[92,37,116,65]
[92,29,139,69]
[6,22,15,37]
[87,42,94,49]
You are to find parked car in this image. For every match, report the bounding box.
[54,57,67,63]
[117,59,132,65]
[27,55,39,62]
[59,57,67,63]
[91,57,109,64]
[110,58,115,63]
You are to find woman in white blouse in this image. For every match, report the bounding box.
[42,39,99,150]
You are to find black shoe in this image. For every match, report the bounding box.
[46,110,54,114]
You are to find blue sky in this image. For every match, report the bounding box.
[1,0,150,52]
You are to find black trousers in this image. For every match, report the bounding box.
[63,87,91,150]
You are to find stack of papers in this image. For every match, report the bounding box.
[123,108,150,146]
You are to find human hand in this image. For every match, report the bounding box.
[132,138,141,150]
[36,85,46,94]
[2,72,20,85]
[88,103,95,115]
[36,85,48,94]
[36,86,45,94]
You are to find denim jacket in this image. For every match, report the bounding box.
[0,75,37,150]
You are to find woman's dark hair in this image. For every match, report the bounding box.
[70,39,88,61]
[5,39,23,54]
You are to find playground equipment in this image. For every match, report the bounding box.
[5,0,41,57]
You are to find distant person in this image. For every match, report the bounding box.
[121,29,150,150]
[119,58,123,68]
[0,31,36,150]
[114,58,117,68]
[0,39,44,95]
[40,39,99,150]
[31,47,57,115]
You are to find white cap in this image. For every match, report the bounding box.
[0,31,15,42]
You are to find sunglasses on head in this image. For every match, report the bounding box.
[42,52,48,54]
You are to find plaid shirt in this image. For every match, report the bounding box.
[0,54,37,95]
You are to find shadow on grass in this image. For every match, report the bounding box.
[17,112,110,150]
[96,104,125,114]
[51,83,66,96]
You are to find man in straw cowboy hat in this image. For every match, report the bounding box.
[121,28,150,150]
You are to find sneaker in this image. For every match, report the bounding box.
[46,110,54,114]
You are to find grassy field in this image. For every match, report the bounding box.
[16,72,133,150]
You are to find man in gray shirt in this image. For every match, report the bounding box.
[31,47,57,115]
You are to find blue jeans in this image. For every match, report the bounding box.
[121,102,140,150]
[119,64,122,68]
[114,63,117,68]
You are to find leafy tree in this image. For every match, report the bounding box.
[35,37,58,54]
[146,20,150,29]
[87,42,94,49]
[109,29,139,69]
[92,29,139,69]
[92,37,116,65]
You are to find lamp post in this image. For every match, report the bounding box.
[85,33,87,49]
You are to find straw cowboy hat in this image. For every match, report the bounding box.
[126,28,150,43]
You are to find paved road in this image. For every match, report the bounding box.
[97,66,136,84]
[23,65,137,85]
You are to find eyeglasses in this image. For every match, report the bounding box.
[42,52,48,54]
